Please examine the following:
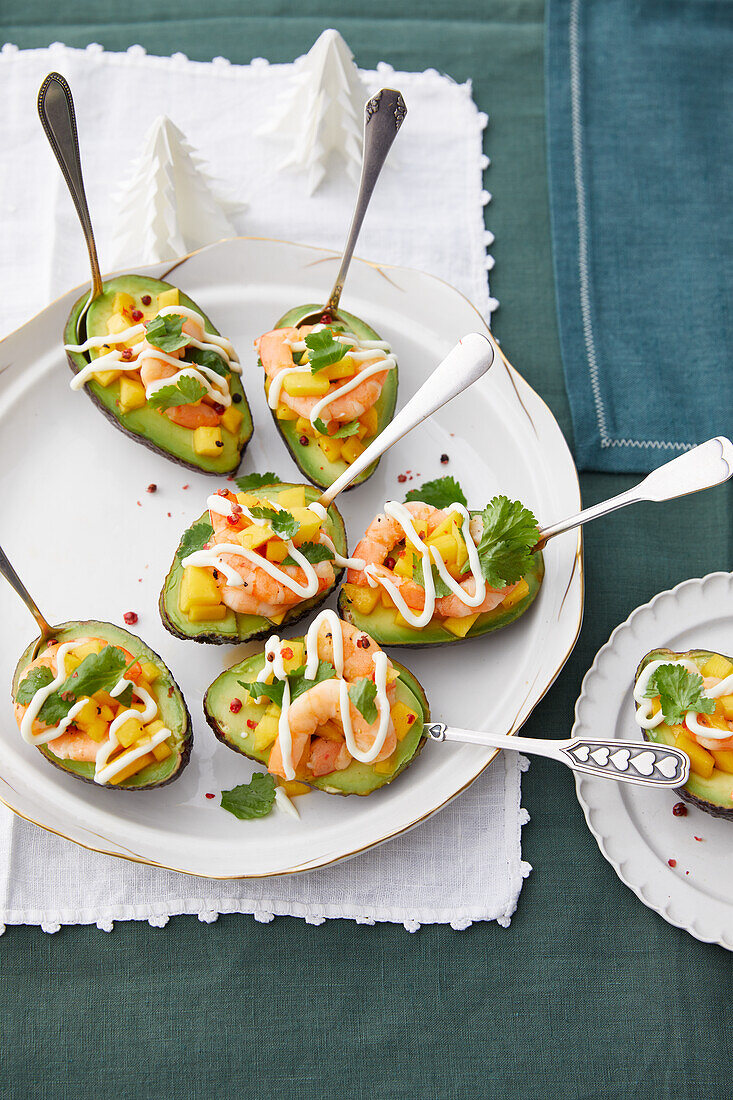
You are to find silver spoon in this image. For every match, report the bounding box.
[425,723,690,789]
[290,88,406,328]
[316,331,499,507]
[0,545,57,660]
[37,72,103,338]
[534,436,733,551]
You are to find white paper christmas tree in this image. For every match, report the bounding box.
[257,28,369,194]
[110,116,245,266]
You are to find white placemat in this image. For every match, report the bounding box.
[0,41,530,932]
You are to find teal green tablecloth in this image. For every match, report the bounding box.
[1,4,731,1098]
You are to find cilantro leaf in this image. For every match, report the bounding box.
[147,375,207,410]
[288,660,336,702]
[313,417,360,439]
[412,556,452,598]
[245,678,285,709]
[145,314,189,354]
[220,773,276,820]
[234,472,282,492]
[249,506,299,541]
[116,682,134,709]
[305,328,352,374]
[348,678,378,724]
[644,664,716,726]
[283,542,335,568]
[463,496,539,589]
[15,666,54,706]
[37,645,129,726]
[177,521,213,560]
[188,347,228,377]
[404,476,467,510]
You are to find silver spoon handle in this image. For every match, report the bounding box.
[323,89,406,317]
[425,724,690,789]
[535,435,733,550]
[38,72,103,300]
[0,545,53,639]
[318,332,496,506]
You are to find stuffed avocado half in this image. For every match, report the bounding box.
[338,482,544,648]
[259,306,398,491]
[204,613,429,796]
[160,479,348,645]
[64,275,253,475]
[12,620,191,790]
[635,648,733,819]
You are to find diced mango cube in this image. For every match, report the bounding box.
[290,508,322,545]
[113,292,135,313]
[502,577,530,609]
[268,611,287,625]
[341,436,365,465]
[717,695,733,721]
[374,755,395,775]
[63,653,82,674]
[186,604,227,622]
[156,288,180,309]
[193,426,223,456]
[71,640,104,661]
[281,641,304,673]
[391,701,418,741]
[393,550,414,581]
[318,720,343,742]
[254,712,280,751]
[275,403,298,421]
[236,492,260,508]
[380,586,395,609]
[361,406,379,438]
[317,435,342,463]
[116,716,146,748]
[674,731,715,779]
[712,749,733,774]
[119,375,147,413]
[239,524,274,551]
[93,367,122,388]
[152,741,172,763]
[180,566,221,613]
[276,487,306,509]
[73,699,108,743]
[296,415,314,437]
[265,540,288,563]
[108,751,155,784]
[140,661,160,683]
[107,313,130,335]
[220,406,242,435]
[701,654,733,680]
[426,533,458,566]
[442,613,480,638]
[342,583,380,615]
[324,357,356,381]
[279,780,311,797]
[283,373,330,398]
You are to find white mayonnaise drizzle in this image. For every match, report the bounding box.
[634,658,733,740]
[359,501,487,628]
[274,787,300,819]
[255,610,393,781]
[64,305,240,410]
[17,644,173,784]
[267,324,396,428]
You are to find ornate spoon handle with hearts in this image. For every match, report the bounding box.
[424,725,690,788]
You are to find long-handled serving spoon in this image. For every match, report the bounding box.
[425,722,690,789]
[533,435,733,552]
[0,546,56,660]
[37,72,103,339]
[290,88,407,329]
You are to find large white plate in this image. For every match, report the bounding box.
[574,572,733,950]
[0,237,582,877]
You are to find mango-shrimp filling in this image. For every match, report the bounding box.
[13,638,174,786]
[64,287,244,455]
[258,323,396,466]
[179,487,338,622]
[235,615,419,781]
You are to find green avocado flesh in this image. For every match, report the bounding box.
[64,275,253,475]
[338,545,544,648]
[159,482,348,644]
[637,648,733,819]
[268,305,398,490]
[203,644,430,795]
[11,620,192,790]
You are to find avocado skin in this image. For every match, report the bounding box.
[338,545,544,648]
[203,642,430,796]
[636,647,733,820]
[159,482,348,645]
[11,620,192,791]
[64,275,253,476]
[266,305,398,491]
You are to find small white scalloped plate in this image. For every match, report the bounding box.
[574,572,733,949]
[0,237,583,878]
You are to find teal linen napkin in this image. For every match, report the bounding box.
[546,0,732,472]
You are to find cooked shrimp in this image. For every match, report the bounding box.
[347,502,446,586]
[46,731,100,762]
[434,580,516,619]
[258,326,388,423]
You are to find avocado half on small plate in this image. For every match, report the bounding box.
[12,620,192,790]
[64,274,253,475]
[263,306,398,491]
[159,481,348,645]
[203,637,430,796]
[339,548,544,648]
[637,647,733,819]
